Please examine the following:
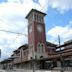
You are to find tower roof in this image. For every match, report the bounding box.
[26,9,46,19]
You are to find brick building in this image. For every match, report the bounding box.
[0,9,72,70]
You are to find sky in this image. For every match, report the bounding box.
[0,0,72,60]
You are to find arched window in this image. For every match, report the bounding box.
[41,44,44,52]
[41,43,45,53]
[37,42,45,53]
[37,42,40,53]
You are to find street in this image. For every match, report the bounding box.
[0,69,72,72]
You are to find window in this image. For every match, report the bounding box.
[37,42,45,53]
[37,15,38,21]
[41,44,44,53]
[39,16,41,22]
[24,51,26,55]
[38,15,42,22]
[41,16,43,23]
[34,14,40,22]
[34,14,37,21]
[37,43,40,53]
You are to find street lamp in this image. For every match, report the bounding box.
[32,52,35,72]
[58,35,63,72]
[31,46,36,72]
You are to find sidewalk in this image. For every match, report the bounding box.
[0,69,72,72]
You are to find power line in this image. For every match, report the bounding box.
[0,29,28,45]
[0,29,28,37]
[0,4,47,39]
[39,1,48,12]
[0,17,28,37]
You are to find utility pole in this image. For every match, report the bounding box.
[58,35,63,72]
[58,35,60,46]
[32,49,35,72]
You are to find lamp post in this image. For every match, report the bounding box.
[33,59,35,72]
[32,47,35,72]
[58,35,63,72]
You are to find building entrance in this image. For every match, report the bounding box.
[37,60,58,70]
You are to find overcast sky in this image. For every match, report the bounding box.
[0,0,72,60]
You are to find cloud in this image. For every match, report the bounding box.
[0,0,49,60]
[49,0,72,13]
[0,0,72,60]
[47,21,72,44]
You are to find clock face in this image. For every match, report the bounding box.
[37,24,43,32]
[29,25,32,33]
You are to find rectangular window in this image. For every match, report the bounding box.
[24,52,26,55]
[34,14,36,21]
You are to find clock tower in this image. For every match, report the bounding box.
[26,9,47,60]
